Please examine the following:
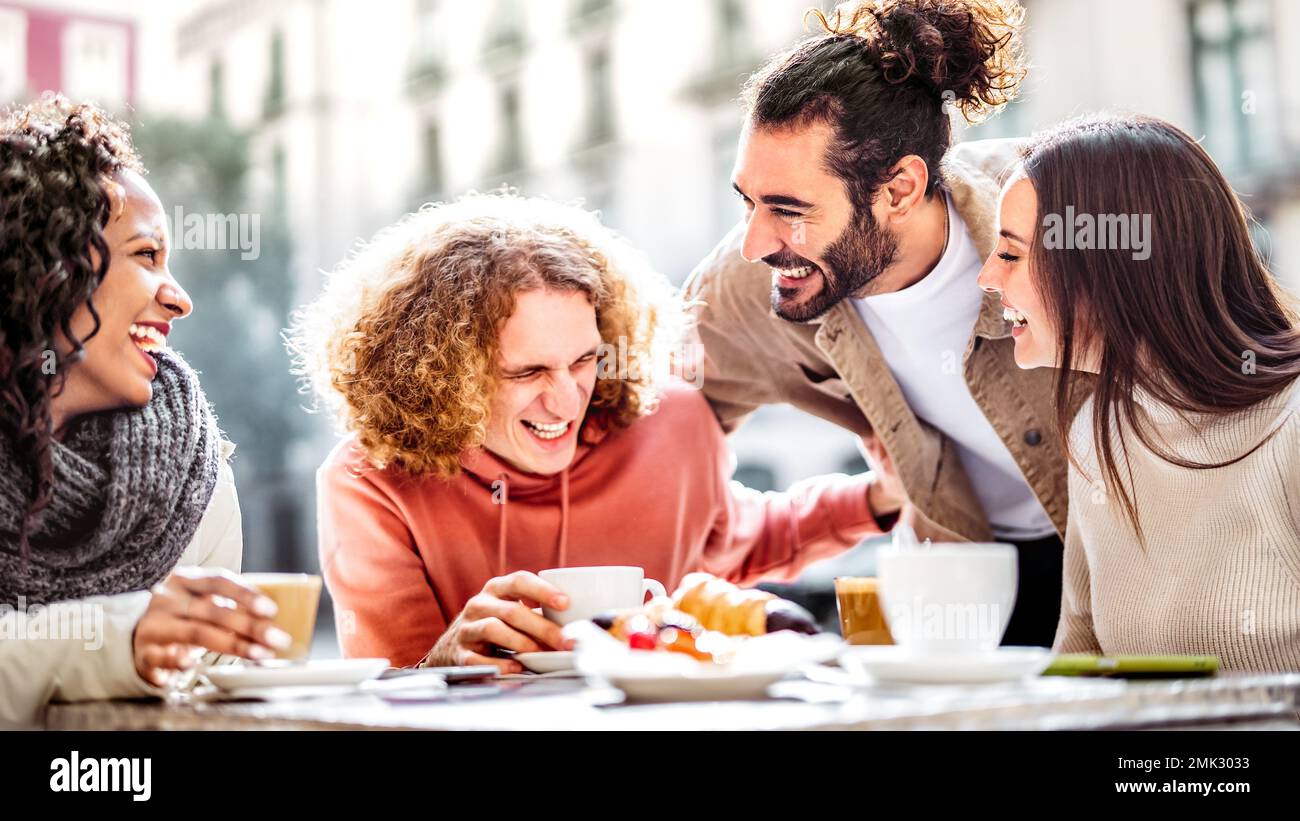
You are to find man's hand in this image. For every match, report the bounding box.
[862,434,907,522]
[423,571,574,674]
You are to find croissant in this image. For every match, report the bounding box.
[672,572,819,636]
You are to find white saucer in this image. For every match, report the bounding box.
[605,669,789,703]
[515,651,576,674]
[839,646,1053,685]
[203,658,390,691]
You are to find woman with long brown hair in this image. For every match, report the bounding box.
[977,112,1300,671]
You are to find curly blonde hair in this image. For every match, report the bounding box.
[288,193,681,478]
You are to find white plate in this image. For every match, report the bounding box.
[203,658,390,691]
[515,651,576,674]
[839,645,1053,685]
[564,620,842,702]
[606,669,789,702]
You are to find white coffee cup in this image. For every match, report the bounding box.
[539,566,667,626]
[876,543,1018,655]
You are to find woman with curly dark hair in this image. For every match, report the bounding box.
[291,193,887,670]
[0,95,286,727]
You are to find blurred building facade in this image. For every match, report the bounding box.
[162,0,1300,305]
[4,0,1300,575]
[993,0,1300,293]
[0,0,137,109]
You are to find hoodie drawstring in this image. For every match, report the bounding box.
[496,473,510,577]
[494,467,571,575]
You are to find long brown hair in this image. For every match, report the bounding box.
[1021,113,1300,537]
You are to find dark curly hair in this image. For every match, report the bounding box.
[742,0,1026,213]
[0,94,142,557]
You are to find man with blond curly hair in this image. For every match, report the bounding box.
[290,194,888,670]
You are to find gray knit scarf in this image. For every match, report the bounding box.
[0,349,222,607]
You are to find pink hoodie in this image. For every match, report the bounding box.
[317,381,881,665]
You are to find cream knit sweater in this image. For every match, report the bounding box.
[1055,379,1300,672]
[0,442,241,729]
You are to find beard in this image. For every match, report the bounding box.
[769,207,899,323]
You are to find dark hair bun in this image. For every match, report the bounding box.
[809,0,1027,124]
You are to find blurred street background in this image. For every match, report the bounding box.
[4,0,1299,652]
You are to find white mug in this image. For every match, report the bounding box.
[877,543,1018,655]
[539,566,667,626]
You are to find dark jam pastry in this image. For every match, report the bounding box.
[764,600,820,635]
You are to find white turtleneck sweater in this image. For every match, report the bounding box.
[1055,378,1300,672]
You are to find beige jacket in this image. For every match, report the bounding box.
[684,138,1090,543]
[0,441,241,729]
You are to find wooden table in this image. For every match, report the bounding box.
[45,671,1300,731]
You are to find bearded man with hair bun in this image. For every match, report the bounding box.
[686,0,1081,646]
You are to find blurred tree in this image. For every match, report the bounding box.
[130,114,306,567]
